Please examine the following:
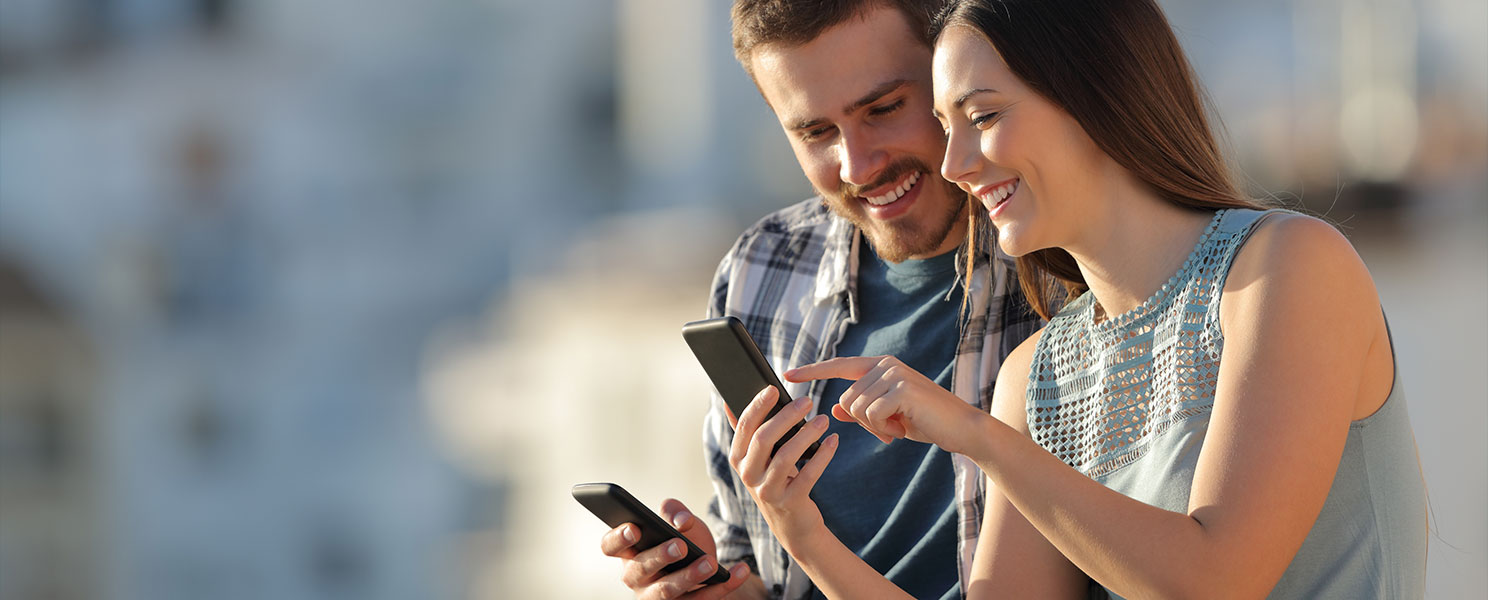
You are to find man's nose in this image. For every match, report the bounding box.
[837,130,888,189]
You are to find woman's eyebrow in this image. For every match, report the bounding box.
[953,88,998,110]
[934,87,999,119]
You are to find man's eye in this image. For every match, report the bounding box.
[869,100,904,116]
[802,126,834,142]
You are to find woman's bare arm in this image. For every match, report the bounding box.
[959,215,1384,598]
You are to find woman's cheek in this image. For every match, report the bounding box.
[980,127,1005,165]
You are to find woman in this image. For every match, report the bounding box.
[728,0,1428,597]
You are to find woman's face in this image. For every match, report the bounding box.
[931,25,1112,257]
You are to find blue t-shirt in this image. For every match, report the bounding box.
[809,240,963,600]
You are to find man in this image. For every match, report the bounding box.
[599,1,1039,598]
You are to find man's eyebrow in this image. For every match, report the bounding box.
[843,78,912,114]
[789,79,914,131]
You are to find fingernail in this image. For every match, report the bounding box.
[730,563,749,578]
[667,540,683,559]
[623,525,637,543]
[812,415,827,428]
[792,396,810,410]
[827,433,839,445]
[696,557,714,575]
[671,510,692,529]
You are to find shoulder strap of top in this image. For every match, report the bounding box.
[1197,208,1297,342]
[1207,208,1295,296]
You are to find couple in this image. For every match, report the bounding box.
[601,0,1428,598]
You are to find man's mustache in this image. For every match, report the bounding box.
[837,159,933,199]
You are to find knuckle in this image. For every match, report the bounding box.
[748,434,767,456]
[644,545,675,571]
[737,460,760,485]
[621,561,646,589]
[656,579,687,600]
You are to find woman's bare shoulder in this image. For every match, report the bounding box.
[991,328,1045,433]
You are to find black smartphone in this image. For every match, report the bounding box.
[571,482,730,586]
[682,316,820,461]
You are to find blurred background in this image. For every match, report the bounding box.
[0,0,1482,598]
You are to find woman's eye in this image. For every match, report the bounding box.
[970,112,999,128]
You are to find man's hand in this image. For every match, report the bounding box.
[599,499,753,599]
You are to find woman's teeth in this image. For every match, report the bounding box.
[984,179,1018,206]
[865,171,919,206]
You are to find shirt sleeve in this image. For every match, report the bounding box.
[995,252,1045,362]
[700,240,759,574]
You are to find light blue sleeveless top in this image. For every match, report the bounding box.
[1027,208,1427,599]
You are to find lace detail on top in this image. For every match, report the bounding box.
[1026,209,1278,478]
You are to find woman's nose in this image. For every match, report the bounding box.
[940,127,979,187]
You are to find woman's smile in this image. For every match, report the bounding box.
[972,177,1020,219]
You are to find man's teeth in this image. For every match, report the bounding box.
[865,171,920,206]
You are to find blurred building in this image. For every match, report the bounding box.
[0,261,101,600]
[423,208,738,599]
[0,1,1483,600]
[0,0,628,598]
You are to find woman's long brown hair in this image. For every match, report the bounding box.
[935,0,1268,320]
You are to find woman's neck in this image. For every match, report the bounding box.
[1063,194,1217,322]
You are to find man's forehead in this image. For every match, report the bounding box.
[756,54,922,118]
[748,9,931,124]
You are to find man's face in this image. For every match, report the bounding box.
[750,7,967,263]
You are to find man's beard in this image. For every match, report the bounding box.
[821,158,967,263]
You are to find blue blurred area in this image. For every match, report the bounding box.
[0,1,1483,599]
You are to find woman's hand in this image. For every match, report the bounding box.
[727,385,839,553]
[784,356,987,455]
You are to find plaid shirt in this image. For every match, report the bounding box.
[702,198,1041,599]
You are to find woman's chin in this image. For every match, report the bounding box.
[995,229,1037,258]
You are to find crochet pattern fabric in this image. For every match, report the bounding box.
[1027,209,1248,478]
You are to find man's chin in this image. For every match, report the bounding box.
[823,184,964,263]
[827,203,955,263]
[860,224,930,263]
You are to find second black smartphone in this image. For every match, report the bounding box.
[682,316,820,461]
[572,482,730,586]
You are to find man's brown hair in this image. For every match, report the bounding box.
[731,0,946,78]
